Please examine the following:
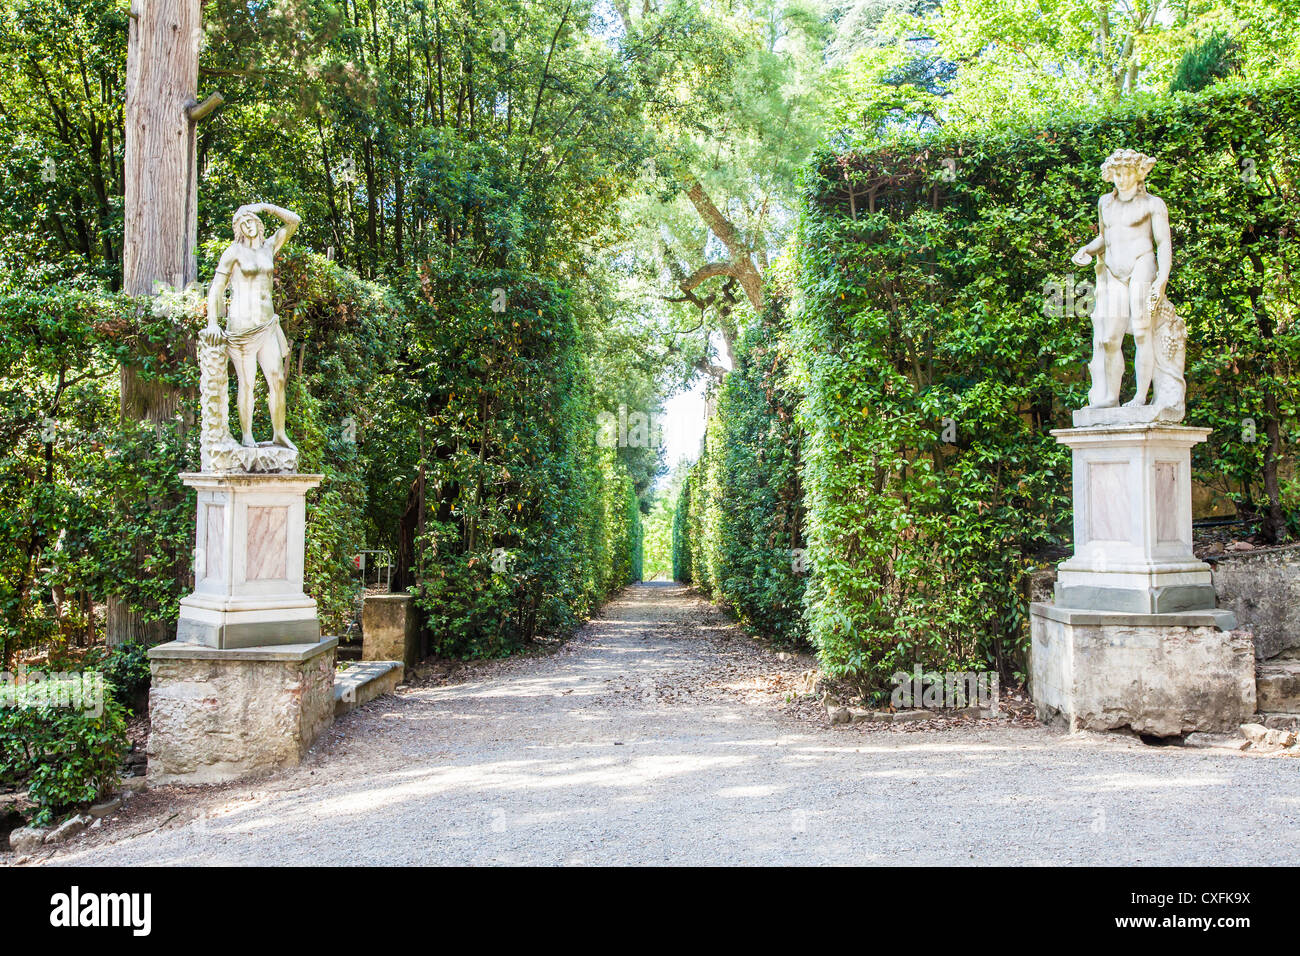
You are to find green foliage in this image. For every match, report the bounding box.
[672,306,809,646]
[672,474,693,584]
[641,490,677,581]
[93,641,152,713]
[0,678,128,825]
[0,0,128,286]
[793,78,1300,691]
[0,285,189,660]
[402,263,641,657]
[1170,30,1241,93]
[911,0,1300,124]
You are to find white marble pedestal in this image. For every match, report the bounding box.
[1051,423,1215,613]
[150,470,336,784]
[1030,420,1254,735]
[177,472,324,649]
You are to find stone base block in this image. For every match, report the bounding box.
[1256,658,1300,713]
[146,638,337,785]
[1030,603,1254,737]
[362,594,421,668]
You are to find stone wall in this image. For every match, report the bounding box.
[1207,544,1300,660]
[362,594,421,668]
[147,639,337,785]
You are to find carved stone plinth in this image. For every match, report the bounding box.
[362,594,422,668]
[177,472,323,649]
[1051,423,1214,613]
[1072,405,1183,427]
[205,440,300,475]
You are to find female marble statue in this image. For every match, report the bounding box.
[204,203,301,451]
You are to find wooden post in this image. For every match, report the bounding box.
[111,0,204,645]
[123,0,200,299]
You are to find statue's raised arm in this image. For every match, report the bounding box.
[238,202,301,254]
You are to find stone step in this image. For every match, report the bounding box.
[1256,658,1300,713]
[333,660,403,717]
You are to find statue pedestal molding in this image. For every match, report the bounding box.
[1051,423,1214,614]
[176,472,324,649]
[1031,422,1254,735]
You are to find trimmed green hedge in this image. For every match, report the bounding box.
[791,78,1300,691]
[673,306,808,647]
[400,264,642,658]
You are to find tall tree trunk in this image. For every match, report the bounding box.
[123,0,200,299]
[111,0,202,646]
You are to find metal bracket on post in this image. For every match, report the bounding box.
[185,92,224,123]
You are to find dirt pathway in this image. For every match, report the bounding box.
[23,583,1300,866]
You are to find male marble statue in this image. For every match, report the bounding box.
[1071,149,1186,422]
[201,203,302,472]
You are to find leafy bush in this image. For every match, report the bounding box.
[87,641,151,714]
[402,263,643,657]
[0,284,193,659]
[0,677,128,825]
[674,306,808,647]
[790,78,1300,691]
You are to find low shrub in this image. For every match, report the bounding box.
[0,677,128,825]
[89,641,152,714]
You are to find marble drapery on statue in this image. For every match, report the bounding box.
[200,202,302,473]
[1071,149,1187,426]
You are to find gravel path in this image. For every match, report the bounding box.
[27,582,1300,866]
